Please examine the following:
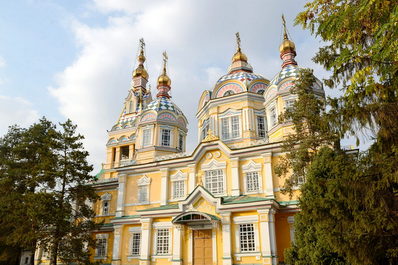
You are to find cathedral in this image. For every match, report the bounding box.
[35,20,324,265]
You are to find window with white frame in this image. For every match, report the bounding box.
[142,128,152,147]
[246,172,260,193]
[239,224,256,252]
[161,128,171,147]
[137,175,151,203]
[201,119,209,140]
[156,229,170,255]
[130,232,141,256]
[172,180,185,199]
[138,186,148,203]
[102,201,109,215]
[95,235,108,257]
[256,116,266,138]
[285,99,295,111]
[205,169,224,195]
[178,133,184,151]
[268,106,277,127]
[221,116,240,140]
[242,161,262,194]
[101,193,111,216]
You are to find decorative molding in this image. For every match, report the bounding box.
[137,175,151,186]
[202,129,219,143]
[170,170,187,181]
[233,215,259,224]
[201,159,227,170]
[242,161,262,172]
[153,222,173,229]
[101,193,112,201]
[96,233,109,239]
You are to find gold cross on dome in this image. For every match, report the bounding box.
[162,51,168,64]
[235,32,241,50]
[139,38,145,51]
[282,14,288,40]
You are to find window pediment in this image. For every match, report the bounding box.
[137,175,151,186]
[201,159,227,170]
[170,170,187,181]
[101,193,112,201]
[242,161,262,172]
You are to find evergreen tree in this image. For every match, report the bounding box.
[279,1,398,264]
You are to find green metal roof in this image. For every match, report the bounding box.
[137,204,179,212]
[95,169,105,180]
[112,215,140,220]
[222,195,272,204]
[278,200,299,206]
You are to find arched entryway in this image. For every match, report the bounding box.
[172,212,219,265]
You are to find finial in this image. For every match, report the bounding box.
[132,38,148,79]
[282,14,289,40]
[236,32,241,51]
[162,51,168,74]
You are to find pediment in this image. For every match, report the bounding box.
[180,186,221,212]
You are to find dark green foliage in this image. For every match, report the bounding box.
[0,118,99,265]
[280,1,398,264]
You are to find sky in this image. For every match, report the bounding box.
[0,0,353,172]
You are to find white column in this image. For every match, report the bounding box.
[258,209,278,265]
[116,174,127,217]
[112,225,122,265]
[263,152,274,197]
[172,224,183,265]
[287,216,295,244]
[231,158,240,196]
[160,168,169,205]
[188,164,196,192]
[140,218,152,265]
[221,212,232,265]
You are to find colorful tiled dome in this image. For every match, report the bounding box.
[145,97,184,115]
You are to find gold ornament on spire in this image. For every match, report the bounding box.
[157,51,171,86]
[133,38,149,80]
[232,32,248,62]
[279,15,296,54]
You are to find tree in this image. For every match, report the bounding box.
[279,1,398,264]
[0,118,99,265]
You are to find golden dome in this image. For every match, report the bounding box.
[157,74,171,86]
[232,50,248,62]
[132,65,148,79]
[279,39,296,53]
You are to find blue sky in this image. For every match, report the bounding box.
[0,0,364,171]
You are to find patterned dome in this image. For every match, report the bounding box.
[269,64,299,86]
[217,72,266,85]
[145,97,184,115]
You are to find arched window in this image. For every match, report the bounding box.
[223,90,235,96]
[257,89,265,95]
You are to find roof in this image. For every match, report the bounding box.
[112,215,140,220]
[145,97,184,115]
[269,64,299,86]
[217,72,267,84]
[137,204,179,212]
[222,195,272,204]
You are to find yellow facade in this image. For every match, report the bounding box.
[35,30,324,265]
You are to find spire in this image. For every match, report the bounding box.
[228,32,253,73]
[157,51,171,98]
[132,38,149,80]
[232,32,248,63]
[279,15,297,68]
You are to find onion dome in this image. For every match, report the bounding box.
[228,32,253,74]
[132,38,149,80]
[157,51,172,98]
[279,15,297,68]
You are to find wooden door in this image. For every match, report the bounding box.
[193,229,212,265]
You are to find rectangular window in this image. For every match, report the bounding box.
[221,116,240,140]
[96,238,107,257]
[120,146,129,160]
[156,229,170,255]
[161,129,171,147]
[102,201,109,215]
[269,107,277,127]
[257,116,266,138]
[178,134,184,151]
[143,128,151,147]
[246,172,260,193]
[239,224,256,252]
[138,186,148,203]
[130,233,141,256]
[205,169,224,195]
[285,99,295,111]
[201,124,209,140]
[173,180,185,199]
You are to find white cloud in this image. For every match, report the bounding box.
[0,56,6,68]
[0,95,39,135]
[50,0,325,170]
